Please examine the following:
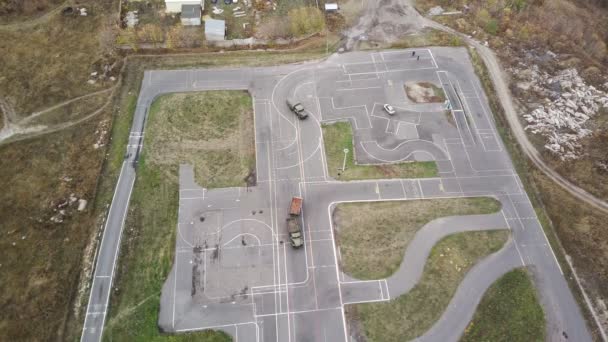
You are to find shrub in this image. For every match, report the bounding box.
[485,19,499,35]
[288,7,325,37]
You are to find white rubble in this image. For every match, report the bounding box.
[519,67,608,160]
[428,6,444,16]
[78,199,88,211]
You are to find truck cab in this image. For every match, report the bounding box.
[286,98,308,120]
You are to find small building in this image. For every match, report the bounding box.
[165,0,203,13]
[205,19,226,41]
[324,3,339,12]
[180,4,201,26]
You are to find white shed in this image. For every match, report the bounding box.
[180,4,201,26]
[165,0,203,13]
[324,3,339,11]
[205,19,225,41]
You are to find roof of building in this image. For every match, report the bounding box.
[181,4,201,18]
[205,18,225,37]
[324,3,339,10]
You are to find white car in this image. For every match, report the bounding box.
[383,104,396,115]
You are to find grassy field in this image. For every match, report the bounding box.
[461,268,545,342]
[0,0,118,117]
[145,91,255,188]
[333,197,502,279]
[0,110,111,341]
[103,90,255,341]
[347,230,509,342]
[322,122,437,180]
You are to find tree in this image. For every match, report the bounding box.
[137,24,164,46]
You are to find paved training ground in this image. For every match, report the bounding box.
[81,48,592,342]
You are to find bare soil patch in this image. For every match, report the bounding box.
[405,82,446,103]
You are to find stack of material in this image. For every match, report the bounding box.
[125,11,139,28]
[520,67,608,159]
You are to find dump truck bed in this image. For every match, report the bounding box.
[289,197,303,216]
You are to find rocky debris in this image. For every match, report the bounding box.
[516,66,608,159]
[49,193,88,223]
[125,11,139,28]
[93,120,109,149]
[78,199,88,211]
[428,6,444,16]
[50,213,64,223]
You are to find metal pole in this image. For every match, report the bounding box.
[342,148,349,171]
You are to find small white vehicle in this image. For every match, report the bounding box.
[383,104,396,115]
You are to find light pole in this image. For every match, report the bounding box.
[342,148,349,171]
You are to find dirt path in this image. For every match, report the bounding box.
[0,1,69,32]
[343,0,425,50]
[19,87,115,125]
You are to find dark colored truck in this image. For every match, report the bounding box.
[286,197,304,248]
[286,98,308,120]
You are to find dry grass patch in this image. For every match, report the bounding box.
[461,268,545,342]
[146,91,255,188]
[347,230,509,342]
[0,111,110,341]
[333,197,502,280]
[0,0,117,116]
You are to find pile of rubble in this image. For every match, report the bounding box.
[93,120,109,150]
[518,67,608,159]
[50,192,88,224]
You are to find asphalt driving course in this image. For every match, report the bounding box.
[81,47,593,342]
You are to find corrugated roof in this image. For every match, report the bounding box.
[181,4,201,18]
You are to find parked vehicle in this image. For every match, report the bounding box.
[286,98,308,119]
[286,197,304,248]
[383,103,396,115]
